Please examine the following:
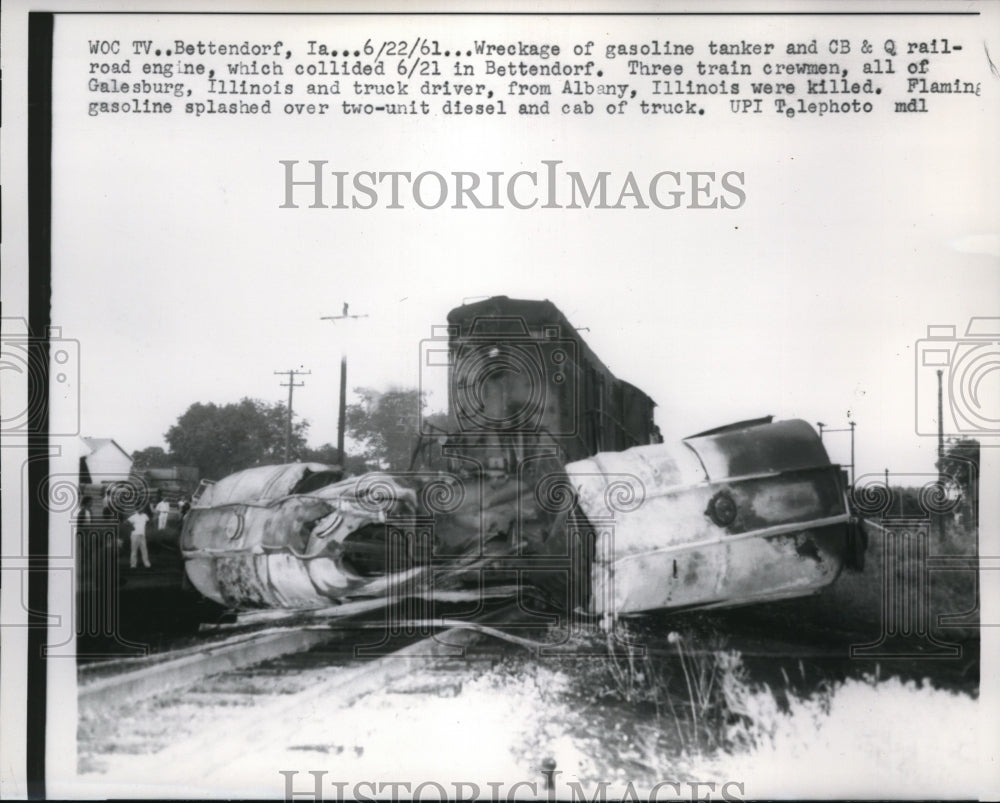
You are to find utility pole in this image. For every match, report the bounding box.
[849,420,856,488]
[936,368,945,540]
[274,368,310,462]
[937,368,944,482]
[321,303,369,465]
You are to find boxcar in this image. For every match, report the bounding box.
[438,296,660,467]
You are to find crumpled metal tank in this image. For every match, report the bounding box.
[180,462,553,609]
[181,464,422,607]
[565,418,853,616]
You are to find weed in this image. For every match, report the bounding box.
[563,620,759,756]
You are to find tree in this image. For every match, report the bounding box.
[299,442,342,465]
[937,437,979,491]
[346,387,426,471]
[165,398,309,480]
[131,446,174,469]
[937,437,980,517]
[296,442,369,475]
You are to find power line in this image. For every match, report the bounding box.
[274,368,310,462]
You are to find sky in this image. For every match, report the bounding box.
[47,11,1000,483]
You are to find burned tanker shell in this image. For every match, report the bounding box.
[566,418,852,616]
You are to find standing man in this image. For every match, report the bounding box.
[154,495,171,531]
[76,496,93,528]
[76,496,97,583]
[127,508,151,568]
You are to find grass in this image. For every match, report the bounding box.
[561,622,755,756]
[712,673,983,797]
[687,512,981,684]
[797,513,980,649]
[555,620,983,796]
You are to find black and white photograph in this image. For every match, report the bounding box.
[1,1,998,799]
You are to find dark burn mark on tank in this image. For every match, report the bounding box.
[708,470,841,535]
[794,534,822,563]
[683,551,706,585]
[215,556,271,607]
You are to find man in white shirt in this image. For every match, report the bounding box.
[154,497,171,531]
[127,509,151,568]
[76,497,93,528]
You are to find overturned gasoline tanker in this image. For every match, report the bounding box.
[181,297,865,618]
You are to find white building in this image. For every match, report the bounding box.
[79,437,133,484]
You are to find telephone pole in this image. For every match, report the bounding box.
[274,368,310,462]
[849,420,856,488]
[321,303,369,465]
[937,369,944,481]
[936,368,945,541]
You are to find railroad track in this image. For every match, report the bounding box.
[78,583,540,706]
[77,597,559,779]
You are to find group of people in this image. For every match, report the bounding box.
[76,491,192,570]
